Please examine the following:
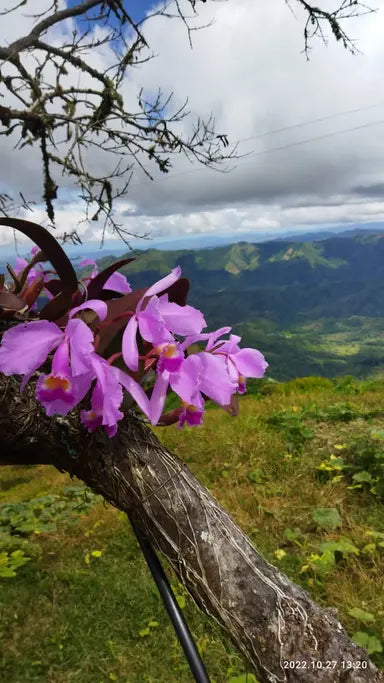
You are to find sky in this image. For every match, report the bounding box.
[1,0,384,252]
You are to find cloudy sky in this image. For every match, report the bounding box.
[1,0,384,251]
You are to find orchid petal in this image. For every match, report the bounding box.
[19,370,33,392]
[66,318,94,376]
[182,406,204,428]
[80,409,103,433]
[122,315,139,371]
[212,334,241,355]
[149,373,170,425]
[157,301,206,336]
[0,320,62,376]
[69,299,108,322]
[90,355,123,428]
[138,267,181,309]
[180,332,212,351]
[197,352,237,406]
[79,259,97,268]
[233,349,268,378]
[79,259,98,280]
[181,326,232,352]
[37,371,92,417]
[26,267,40,287]
[113,367,151,418]
[51,339,70,376]
[36,341,93,417]
[205,327,232,351]
[105,423,118,438]
[104,272,132,294]
[169,354,202,405]
[157,342,184,374]
[36,373,75,414]
[227,357,240,384]
[139,313,172,346]
[14,257,28,275]
[137,297,168,343]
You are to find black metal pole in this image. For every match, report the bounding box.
[129,517,211,683]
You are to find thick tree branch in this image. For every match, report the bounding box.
[0,374,383,683]
[0,0,102,60]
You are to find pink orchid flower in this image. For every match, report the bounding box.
[79,355,150,437]
[178,395,205,429]
[79,354,124,437]
[208,332,268,394]
[13,246,45,286]
[122,267,206,372]
[155,340,185,374]
[13,246,54,307]
[0,299,108,414]
[14,246,53,287]
[79,259,132,295]
[0,298,150,435]
[148,327,268,428]
[149,351,237,427]
[183,328,268,394]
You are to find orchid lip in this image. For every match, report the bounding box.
[36,374,76,405]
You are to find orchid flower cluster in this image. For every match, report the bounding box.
[0,241,268,438]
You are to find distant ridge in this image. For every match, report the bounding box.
[2,221,384,267]
[77,231,384,382]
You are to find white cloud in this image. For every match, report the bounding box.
[1,0,384,248]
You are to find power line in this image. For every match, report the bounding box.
[246,117,384,160]
[238,100,384,144]
[130,116,384,189]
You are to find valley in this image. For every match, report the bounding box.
[78,232,384,381]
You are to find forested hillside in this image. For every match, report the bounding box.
[80,233,384,381]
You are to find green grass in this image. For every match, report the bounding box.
[1,377,384,681]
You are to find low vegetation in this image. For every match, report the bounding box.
[1,376,383,681]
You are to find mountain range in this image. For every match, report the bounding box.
[78,232,384,381]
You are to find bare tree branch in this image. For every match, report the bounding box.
[289,0,375,57]
[0,0,374,242]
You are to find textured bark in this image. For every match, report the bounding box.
[0,374,383,683]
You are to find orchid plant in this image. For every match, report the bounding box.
[0,219,268,438]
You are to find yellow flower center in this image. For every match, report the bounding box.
[43,376,70,392]
[155,343,177,358]
[181,401,197,412]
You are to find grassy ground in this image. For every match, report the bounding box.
[1,376,384,682]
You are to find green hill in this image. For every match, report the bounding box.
[79,234,384,381]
